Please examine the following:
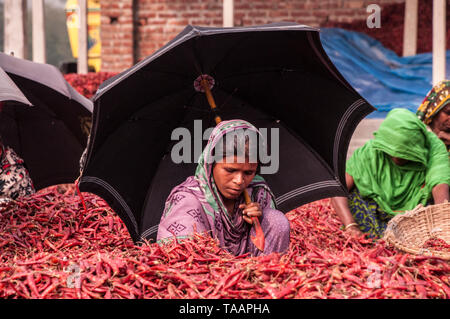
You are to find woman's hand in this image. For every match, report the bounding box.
[239,202,262,225]
[432,183,450,204]
[345,224,364,238]
[436,130,450,147]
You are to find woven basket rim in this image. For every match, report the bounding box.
[383,202,450,260]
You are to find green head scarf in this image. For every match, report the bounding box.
[347,108,450,215]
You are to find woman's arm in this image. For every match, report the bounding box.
[157,192,209,242]
[330,173,363,237]
[431,183,450,204]
[424,130,450,193]
[436,130,450,148]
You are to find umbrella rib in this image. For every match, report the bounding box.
[1,59,70,98]
[214,68,368,188]
[208,34,253,77]
[217,67,304,81]
[275,180,341,206]
[213,67,296,113]
[7,74,64,118]
[306,32,355,93]
[141,69,195,82]
[332,99,366,174]
[213,87,239,110]
[81,176,139,235]
[85,88,193,168]
[213,83,341,183]
[96,27,200,97]
[126,87,202,122]
[14,88,85,152]
[211,68,289,116]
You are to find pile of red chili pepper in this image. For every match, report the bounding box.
[0,185,448,299]
[422,238,450,251]
[64,72,118,99]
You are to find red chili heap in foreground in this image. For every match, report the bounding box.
[0,186,448,299]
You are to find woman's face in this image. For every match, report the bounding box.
[430,104,450,134]
[212,156,258,200]
[391,157,409,166]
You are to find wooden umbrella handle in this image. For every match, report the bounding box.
[201,78,265,252]
[243,189,265,251]
[201,78,222,125]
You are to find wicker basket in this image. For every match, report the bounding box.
[383,202,450,260]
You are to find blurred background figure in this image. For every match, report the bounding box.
[0,125,35,201]
[331,108,450,239]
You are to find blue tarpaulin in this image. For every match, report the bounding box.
[320,28,450,118]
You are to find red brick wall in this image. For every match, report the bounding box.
[100,0,135,72]
[100,0,405,72]
[328,0,450,56]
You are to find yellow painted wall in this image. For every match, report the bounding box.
[65,0,101,72]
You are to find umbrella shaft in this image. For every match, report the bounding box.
[200,79,222,124]
[200,78,252,205]
[201,76,265,252]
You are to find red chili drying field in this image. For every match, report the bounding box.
[4,72,443,299]
[0,185,448,299]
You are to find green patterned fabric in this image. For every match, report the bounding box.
[347,108,450,215]
[348,188,393,239]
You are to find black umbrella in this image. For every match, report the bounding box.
[79,22,375,243]
[0,67,32,106]
[0,53,93,190]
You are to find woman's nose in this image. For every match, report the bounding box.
[233,173,244,185]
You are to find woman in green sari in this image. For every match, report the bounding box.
[331,108,450,239]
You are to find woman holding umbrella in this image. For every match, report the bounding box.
[331,108,450,239]
[157,119,290,256]
[416,80,450,156]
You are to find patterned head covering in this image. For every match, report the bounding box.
[416,80,450,125]
[194,119,274,219]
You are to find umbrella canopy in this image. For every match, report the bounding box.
[0,53,93,190]
[79,22,375,242]
[0,67,32,106]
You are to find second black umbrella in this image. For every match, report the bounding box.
[0,53,93,190]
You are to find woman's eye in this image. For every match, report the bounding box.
[245,171,255,176]
[225,168,235,173]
